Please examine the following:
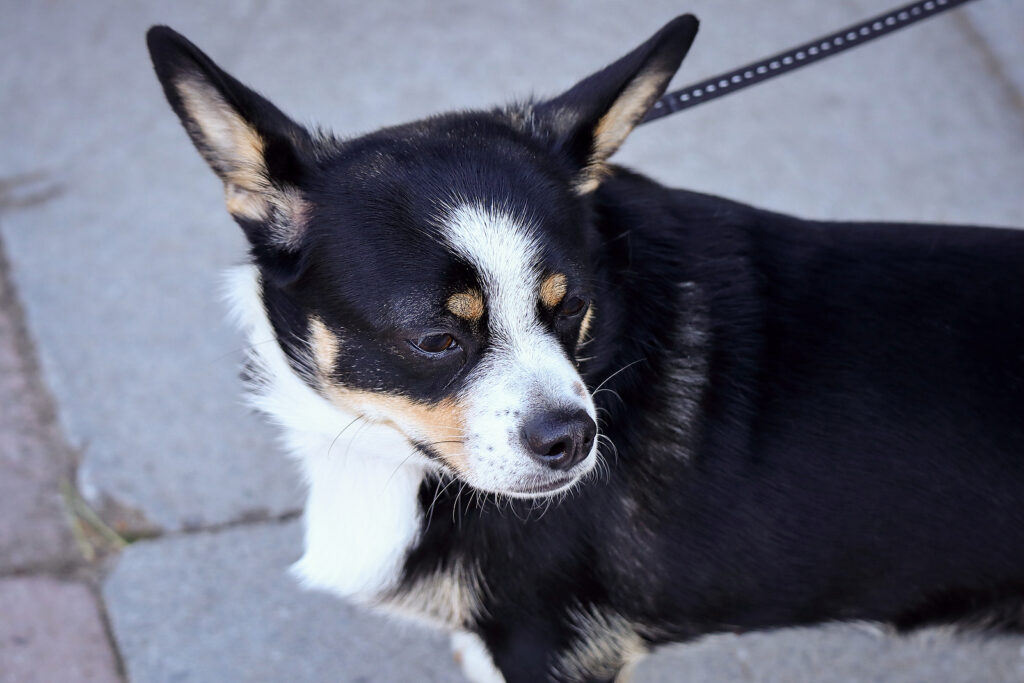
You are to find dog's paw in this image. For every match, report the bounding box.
[451,631,505,683]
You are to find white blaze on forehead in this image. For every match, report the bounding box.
[438,202,543,340]
[435,202,598,496]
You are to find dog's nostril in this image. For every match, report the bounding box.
[522,409,597,471]
[543,441,567,457]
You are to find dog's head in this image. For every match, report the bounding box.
[147,16,697,498]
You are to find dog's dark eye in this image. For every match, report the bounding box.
[559,297,587,318]
[410,333,458,355]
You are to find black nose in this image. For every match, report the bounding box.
[521,409,597,471]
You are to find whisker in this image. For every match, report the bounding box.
[209,337,281,365]
[343,418,373,461]
[385,446,428,488]
[327,415,365,459]
[592,387,625,406]
[425,474,461,532]
[426,425,470,435]
[452,480,470,526]
[592,451,611,484]
[591,358,646,394]
[420,439,466,448]
[596,432,620,466]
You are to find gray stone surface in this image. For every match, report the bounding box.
[963,0,1024,101]
[0,239,77,573]
[103,520,464,683]
[637,626,1024,682]
[2,0,1022,534]
[0,576,121,683]
[104,521,1024,682]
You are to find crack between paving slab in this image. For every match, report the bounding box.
[0,231,136,560]
[0,567,130,683]
[0,233,75,488]
[954,12,1024,123]
[157,507,303,541]
[90,580,129,683]
[0,231,92,570]
[0,228,128,681]
[0,170,65,212]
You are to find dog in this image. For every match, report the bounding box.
[146,14,1024,683]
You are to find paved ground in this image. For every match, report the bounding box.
[0,242,122,682]
[2,0,1023,681]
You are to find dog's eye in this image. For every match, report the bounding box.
[559,297,587,318]
[410,333,458,355]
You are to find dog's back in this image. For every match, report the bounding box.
[589,167,1024,634]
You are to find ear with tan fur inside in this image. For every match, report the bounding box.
[174,76,276,221]
[576,64,676,193]
[533,15,699,194]
[147,26,313,250]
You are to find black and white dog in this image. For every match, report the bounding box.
[147,15,1024,683]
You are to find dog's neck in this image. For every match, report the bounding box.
[224,265,427,601]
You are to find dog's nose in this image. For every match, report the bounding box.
[521,409,597,471]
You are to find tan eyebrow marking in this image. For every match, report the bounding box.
[447,289,485,321]
[540,273,568,308]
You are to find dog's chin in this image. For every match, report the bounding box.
[467,457,597,500]
[500,474,579,499]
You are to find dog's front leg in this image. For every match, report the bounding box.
[459,627,637,683]
[453,628,563,683]
[451,631,505,683]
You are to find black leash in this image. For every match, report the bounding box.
[641,0,979,125]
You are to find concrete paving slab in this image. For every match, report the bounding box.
[102,520,464,683]
[1,0,1022,534]
[103,520,1024,682]
[0,241,77,573]
[0,576,121,683]
[636,625,1024,682]
[963,0,1024,102]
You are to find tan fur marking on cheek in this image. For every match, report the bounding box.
[447,290,485,321]
[320,385,470,473]
[540,273,568,308]
[578,305,595,347]
[307,317,339,381]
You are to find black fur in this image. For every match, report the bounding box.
[408,173,1024,680]
[148,17,1024,683]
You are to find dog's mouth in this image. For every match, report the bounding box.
[506,473,579,498]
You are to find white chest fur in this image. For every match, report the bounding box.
[291,428,425,599]
[224,266,425,601]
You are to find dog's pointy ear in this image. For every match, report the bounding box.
[533,15,698,194]
[146,26,314,283]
